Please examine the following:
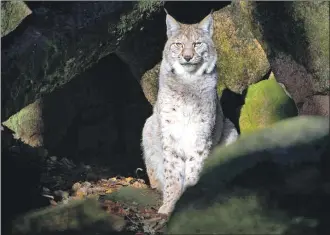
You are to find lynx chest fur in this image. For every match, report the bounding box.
[141,11,238,215]
[157,70,220,156]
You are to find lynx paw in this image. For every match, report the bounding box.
[157,203,174,215]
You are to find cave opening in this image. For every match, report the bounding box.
[35,0,235,182]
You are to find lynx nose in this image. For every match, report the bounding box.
[184,55,192,62]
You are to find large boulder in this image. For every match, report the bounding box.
[140,4,270,105]
[12,198,126,235]
[239,73,298,134]
[1,1,164,120]
[1,1,32,37]
[213,4,270,95]
[167,116,329,234]
[236,1,329,115]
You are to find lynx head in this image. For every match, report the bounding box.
[163,11,217,75]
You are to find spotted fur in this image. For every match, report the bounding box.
[142,12,238,215]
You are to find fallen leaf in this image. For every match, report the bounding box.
[106,189,113,194]
[125,177,134,183]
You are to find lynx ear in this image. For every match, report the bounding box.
[198,12,214,37]
[165,10,180,37]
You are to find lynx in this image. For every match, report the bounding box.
[142,11,238,215]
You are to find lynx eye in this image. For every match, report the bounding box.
[193,42,202,47]
[174,42,183,47]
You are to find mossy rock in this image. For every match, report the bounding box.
[239,73,298,134]
[2,99,44,147]
[1,1,31,37]
[167,116,329,234]
[2,2,165,120]
[236,1,329,105]
[213,4,270,95]
[140,63,160,105]
[12,198,126,234]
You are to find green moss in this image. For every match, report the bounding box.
[1,1,31,36]
[239,73,298,134]
[213,5,270,95]
[291,2,329,87]
[2,100,43,137]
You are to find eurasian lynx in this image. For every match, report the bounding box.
[142,11,238,215]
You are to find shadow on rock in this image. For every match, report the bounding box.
[167,116,330,234]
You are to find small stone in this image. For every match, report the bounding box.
[72,182,82,192]
[82,181,92,188]
[50,156,57,162]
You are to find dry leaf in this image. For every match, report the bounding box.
[105,189,113,194]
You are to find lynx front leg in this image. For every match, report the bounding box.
[146,167,161,191]
[142,115,163,191]
[184,150,208,189]
[158,147,185,215]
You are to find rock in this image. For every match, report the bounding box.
[167,116,329,234]
[12,198,127,234]
[1,1,164,120]
[1,128,51,234]
[1,1,32,37]
[239,73,298,134]
[2,99,44,147]
[213,4,270,94]
[299,95,329,117]
[72,182,82,192]
[141,63,161,106]
[236,1,329,115]
[140,4,270,105]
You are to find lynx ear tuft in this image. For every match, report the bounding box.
[198,13,214,37]
[165,11,180,37]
